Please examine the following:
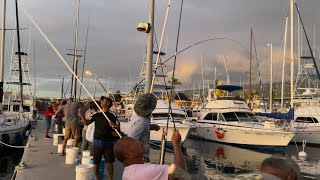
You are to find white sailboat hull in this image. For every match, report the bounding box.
[0,119,29,147]
[291,130,320,145]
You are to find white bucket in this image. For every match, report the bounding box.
[66,147,79,164]
[54,124,58,132]
[58,144,63,153]
[67,139,74,146]
[82,150,91,157]
[62,128,66,136]
[81,156,93,165]
[53,134,63,146]
[75,164,93,180]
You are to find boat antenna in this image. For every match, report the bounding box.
[159,0,184,165]
[78,16,90,101]
[15,0,24,110]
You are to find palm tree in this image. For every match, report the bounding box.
[168,78,182,86]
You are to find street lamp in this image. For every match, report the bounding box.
[86,70,97,99]
[267,43,273,112]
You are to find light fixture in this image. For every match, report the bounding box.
[137,23,151,33]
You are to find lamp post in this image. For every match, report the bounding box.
[85,70,97,99]
[267,43,273,112]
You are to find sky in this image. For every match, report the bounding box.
[1,0,320,98]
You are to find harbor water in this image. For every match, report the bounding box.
[0,148,24,180]
[2,137,320,179]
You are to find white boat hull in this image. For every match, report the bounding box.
[0,125,28,147]
[291,130,320,145]
[191,126,295,146]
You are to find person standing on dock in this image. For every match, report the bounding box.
[56,98,82,156]
[55,100,67,134]
[128,93,160,162]
[44,102,55,138]
[79,96,119,180]
[79,101,99,153]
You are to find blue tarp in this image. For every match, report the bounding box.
[255,108,294,120]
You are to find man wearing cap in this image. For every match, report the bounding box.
[128,93,160,162]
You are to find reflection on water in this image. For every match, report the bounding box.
[150,138,320,180]
[0,148,24,180]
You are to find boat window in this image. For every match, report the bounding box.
[2,105,9,111]
[296,117,319,123]
[247,113,258,122]
[23,106,30,112]
[222,112,239,122]
[235,112,251,122]
[13,105,20,112]
[203,113,217,121]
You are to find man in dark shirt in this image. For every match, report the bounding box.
[80,96,119,180]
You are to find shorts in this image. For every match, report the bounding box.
[45,117,51,129]
[64,124,80,140]
[92,139,115,164]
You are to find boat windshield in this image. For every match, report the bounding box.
[222,112,239,122]
[222,112,258,122]
[203,113,218,121]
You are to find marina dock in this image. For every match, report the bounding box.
[15,120,124,180]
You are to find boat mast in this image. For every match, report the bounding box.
[290,0,294,108]
[144,0,154,93]
[281,17,288,108]
[268,43,273,112]
[0,0,6,112]
[15,0,24,109]
[249,28,252,106]
[71,0,81,100]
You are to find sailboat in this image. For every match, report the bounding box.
[0,0,30,147]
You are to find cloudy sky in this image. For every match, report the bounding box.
[1,0,320,98]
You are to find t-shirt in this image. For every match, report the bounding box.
[45,106,54,119]
[58,102,81,126]
[90,111,118,141]
[128,112,150,158]
[122,163,169,180]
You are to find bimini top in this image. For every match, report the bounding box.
[137,84,174,90]
[213,85,243,92]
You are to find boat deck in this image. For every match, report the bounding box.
[15,119,124,180]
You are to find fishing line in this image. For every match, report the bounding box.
[22,7,122,138]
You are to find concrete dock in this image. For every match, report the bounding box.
[15,120,124,180]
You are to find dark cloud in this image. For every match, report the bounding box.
[1,0,319,97]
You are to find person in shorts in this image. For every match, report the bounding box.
[44,103,54,138]
[80,96,119,180]
[56,98,82,156]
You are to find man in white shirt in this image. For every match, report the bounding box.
[114,130,185,180]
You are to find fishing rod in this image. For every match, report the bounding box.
[159,0,184,165]
[23,8,122,138]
